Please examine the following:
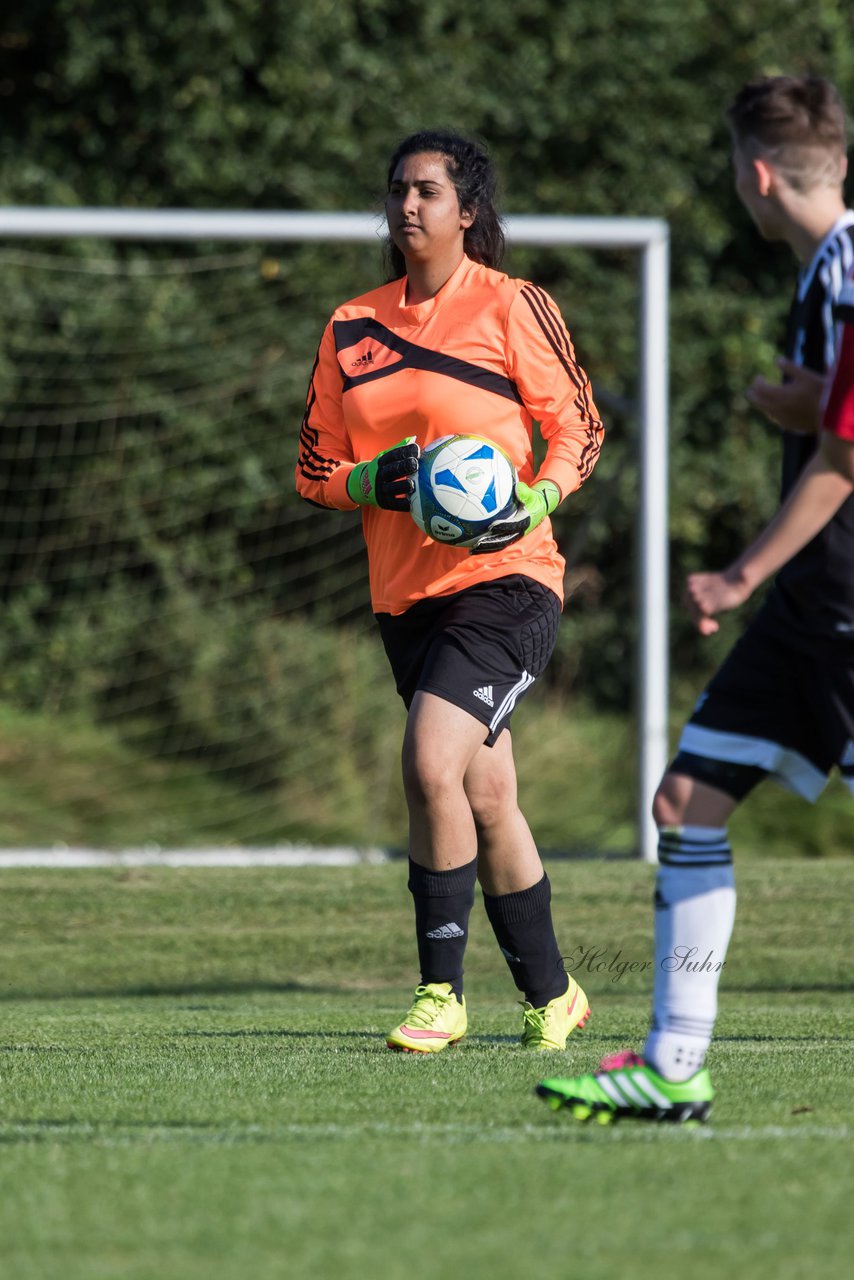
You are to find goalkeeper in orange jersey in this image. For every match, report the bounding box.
[296,129,603,1053]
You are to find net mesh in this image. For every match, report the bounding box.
[0,240,634,850]
[0,243,413,844]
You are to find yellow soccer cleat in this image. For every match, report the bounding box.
[520,975,591,1051]
[386,982,468,1053]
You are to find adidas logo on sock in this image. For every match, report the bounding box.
[473,685,494,707]
[426,922,465,939]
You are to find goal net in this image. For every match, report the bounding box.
[0,211,668,858]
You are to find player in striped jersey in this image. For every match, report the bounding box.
[538,76,854,1123]
[296,130,603,1053]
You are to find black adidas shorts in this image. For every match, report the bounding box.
[376,575,561,747]
[674,603,854,802]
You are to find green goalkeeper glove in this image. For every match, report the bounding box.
[469,479,561,555]
[346,437,420,511]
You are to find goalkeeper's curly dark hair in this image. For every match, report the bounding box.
[383,128,505,280]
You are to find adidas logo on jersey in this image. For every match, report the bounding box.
[351,350,375,369]
[473,685,494,707]
[426,922,465,939]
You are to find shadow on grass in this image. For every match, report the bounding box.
[177,1028,380,1039]
[721,982,854,994]
[176,1030,594,1047]
[0,1119,288,1147]
[714,1033,854,1043]
[0,979,368,1003]
[1,978,850,1005]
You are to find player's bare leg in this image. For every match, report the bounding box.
[463,731,543,895]
[401,690,488,871]
[387,692,485,1051]
[653,771,738,828]
[466,727,587,1047]
[395,691,587,1050]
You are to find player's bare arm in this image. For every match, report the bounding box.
[687,445,854,635]
[822,428,854,481]
[745,358,827,433]
[684,569,752,636]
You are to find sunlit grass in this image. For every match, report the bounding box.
[0,861,851,1279]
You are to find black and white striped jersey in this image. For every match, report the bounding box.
[771,210,854,644]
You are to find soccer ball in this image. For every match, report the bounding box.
[410,434,518,548]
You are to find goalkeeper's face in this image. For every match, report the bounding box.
[386,152,474,264]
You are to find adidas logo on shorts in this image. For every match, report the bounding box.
[426,922,465,939]
[473,685,495,707]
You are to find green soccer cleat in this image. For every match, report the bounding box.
[536,1050,713,1123]
[386,982,468,1053]
[520,975,591,1051]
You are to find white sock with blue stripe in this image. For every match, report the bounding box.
[643,826,736,1082]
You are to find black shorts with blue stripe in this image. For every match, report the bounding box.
[376,574,561,747]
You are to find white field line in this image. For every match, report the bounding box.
[0,846,391,868]
[0,1120,850,1145]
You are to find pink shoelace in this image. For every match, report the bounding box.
[598,1049,645,1072]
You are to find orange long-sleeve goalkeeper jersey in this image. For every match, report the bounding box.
[296,255,603,614]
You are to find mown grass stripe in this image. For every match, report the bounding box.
[0,1120,850,1145]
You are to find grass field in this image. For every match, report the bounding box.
[0,860,850,1280]
[1,858,852,1279]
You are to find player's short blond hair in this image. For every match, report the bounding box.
[727,76,848,193]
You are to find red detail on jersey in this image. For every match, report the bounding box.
[823,318,854,441]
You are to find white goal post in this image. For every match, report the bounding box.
[0,206,669,862]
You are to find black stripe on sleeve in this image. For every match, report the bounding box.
[520,285,586,391]
[297,422,338,481]
[520,286,597,425]
[519,285,602,481]
[296,349,342,482]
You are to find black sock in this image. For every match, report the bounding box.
[482,873,567,1007]
[408,856,477,1000]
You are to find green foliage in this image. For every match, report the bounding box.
[0,690,851,855]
